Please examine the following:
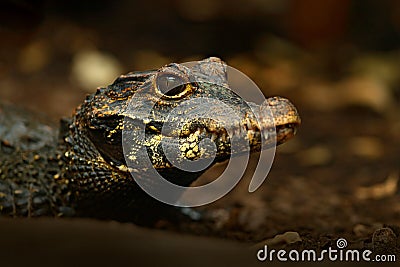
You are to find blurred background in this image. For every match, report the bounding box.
[0,0,399,252]
[1,0,400,116]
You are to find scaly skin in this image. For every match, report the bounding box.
[0,57,300,224]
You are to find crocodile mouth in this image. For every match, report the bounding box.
[116,96,301,167]
[114,96,300,172]
[180,97,301,149]
[140,97,301,147]
[276,123,298,145]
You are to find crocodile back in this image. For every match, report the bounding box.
[0,103,68,217]
[0,102,57,151]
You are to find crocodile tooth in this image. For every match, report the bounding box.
[211,133,218,142]
[247,129,255,141]
[221,133,227,142]
[246,118,252,130]
[262,129,269,141]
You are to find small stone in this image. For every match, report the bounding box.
[254,231,302,248]
[355,172,398,200]
[71,49,122,91]
[18,40,50,73]
[297,145,332,166]
[205,208,230,230]
[348,136,384,159]
[338,77,393,112]
[237,207,268,232]
[14,189,23,195]
[354,223,384,238]
[372,227,397,253]
[353,224,372,237]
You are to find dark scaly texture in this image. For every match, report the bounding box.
[0,57,301,224]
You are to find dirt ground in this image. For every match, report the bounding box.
[0,1,399,266]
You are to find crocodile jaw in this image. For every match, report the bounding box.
[136,96,301,167]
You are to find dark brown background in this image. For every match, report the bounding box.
[0,0,399,266]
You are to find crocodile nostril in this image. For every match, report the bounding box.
[145,122,162,134]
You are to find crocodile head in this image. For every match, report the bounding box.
[64,57,300,214]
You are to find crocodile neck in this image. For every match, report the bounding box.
[58,117,194,223]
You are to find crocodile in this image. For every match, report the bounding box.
[0,57,300,224]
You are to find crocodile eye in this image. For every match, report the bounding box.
[155,72,193,99]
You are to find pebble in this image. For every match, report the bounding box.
[297,145,332,166]
[18,40,50,73]
[355,172,398,200]
[299,76,393,113]
[348,136,384,159]
[71,49,122,91]
[372,227,397,253]
[254,231,302,248]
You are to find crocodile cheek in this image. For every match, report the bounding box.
[86,126,126,167]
